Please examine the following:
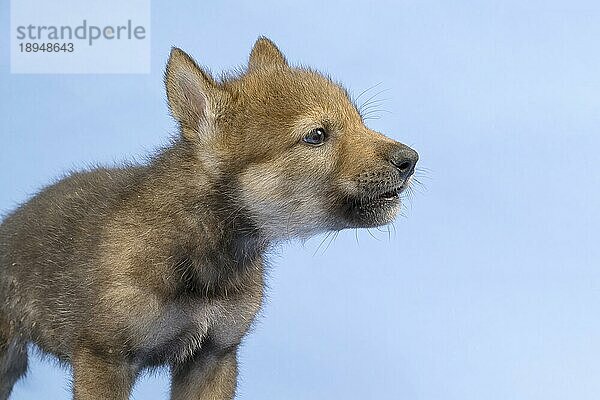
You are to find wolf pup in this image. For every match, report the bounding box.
[0,37,418,399]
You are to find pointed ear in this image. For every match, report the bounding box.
[248,37,288,70]
[165,48,225,140]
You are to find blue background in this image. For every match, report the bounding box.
[1,1,599,399]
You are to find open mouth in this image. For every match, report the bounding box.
[373,183,408,202]
[378,188,400,201]
[342,184,405,228]
[341,176,413,228]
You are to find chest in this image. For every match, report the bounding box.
[131,292,262,367]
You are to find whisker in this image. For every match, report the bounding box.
[353,82,383,104]
[359,98,390,110]
[361,108,392,119]
[322,230,340,254]
[410,178,427,194]
[366,228,380,241]
[359,88,390,112]
[358,90,393,120]
[313,232,333,256]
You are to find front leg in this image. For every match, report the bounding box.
[171,346,238,400]
[72,347,137,400]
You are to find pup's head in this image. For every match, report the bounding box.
[165,37,418,240]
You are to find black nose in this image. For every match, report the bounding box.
[390,145,419,179]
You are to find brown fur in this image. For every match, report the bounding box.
[0,37,418,399]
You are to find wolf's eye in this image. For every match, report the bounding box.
[303,128,328,146]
